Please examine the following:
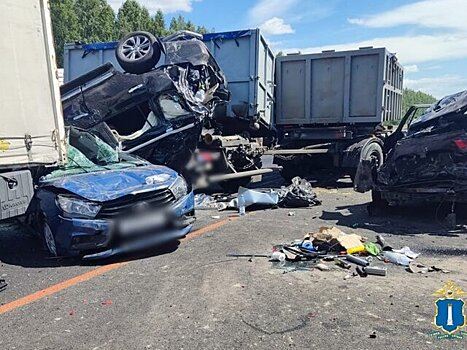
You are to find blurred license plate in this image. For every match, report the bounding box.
[118,212,166,235]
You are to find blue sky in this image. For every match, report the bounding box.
[108,0,467,98]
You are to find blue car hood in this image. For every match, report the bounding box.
[41,165,179,202]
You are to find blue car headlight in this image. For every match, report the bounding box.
[169,176,188,200]
[56,195,101,219]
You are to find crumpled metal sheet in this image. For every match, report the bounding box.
[409,90,467,134]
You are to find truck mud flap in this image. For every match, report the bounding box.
[353,160,374,193]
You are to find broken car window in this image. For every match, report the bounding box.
[159,94,191,119]
[69,127,119,165]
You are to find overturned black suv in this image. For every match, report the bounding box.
[61,31,229,178]
[355,90,467,209]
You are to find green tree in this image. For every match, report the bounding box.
[74,0,116,43]
[196,26,209,35]
[153,10,166,36]
[49,0,80,67]
[116,0,153,38]
[168,15,208,34]
[402,88,437,116]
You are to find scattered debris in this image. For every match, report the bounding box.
[278,177,321,207]
[335,259,351,270]
[363,266,387,276]
[393,246,420,259]
[408,262,429,274]
[408,262,450,274]
[382,251,412,266]
[0,279,7,292]
[270,251,286,262]
[364,242,381,256]
[315,263,330,271]
[194,194,227,210]
[288,211,296,216]
[346,255,369,267]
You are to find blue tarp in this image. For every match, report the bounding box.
[82,41,118,53]
[80,29,255,53]
[202,30,253,42]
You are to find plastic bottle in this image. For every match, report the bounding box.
[383,251,412,266]
[270,251,286,262]
[238,194,246,216]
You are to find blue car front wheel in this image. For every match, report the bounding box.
[42,220,58,257]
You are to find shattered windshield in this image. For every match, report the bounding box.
[43,128,147,180]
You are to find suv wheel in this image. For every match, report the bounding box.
[116,31,162,74]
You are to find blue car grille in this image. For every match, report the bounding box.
[96,188,175,219]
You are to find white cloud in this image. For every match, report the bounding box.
[282,33,467,65]
[405,75,467,98]
[260,17,294,35]
[249,0,297,23]
[404,65,419,73]
[348,0,467,30]
[108,0,195,14]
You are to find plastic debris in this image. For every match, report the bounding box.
[270,251,286,262]
[227,187,279,209]
[364,242,381,256]
[393,246,420,259]
[408,262,429,274]
[382,251,412,266]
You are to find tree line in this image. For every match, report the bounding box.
[402,88,437,116]
[50,0,209,67]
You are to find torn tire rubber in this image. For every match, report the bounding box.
[116,31,161,74]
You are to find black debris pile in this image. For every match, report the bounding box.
[277,177,321,207]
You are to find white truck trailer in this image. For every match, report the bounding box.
[0,0,67,220]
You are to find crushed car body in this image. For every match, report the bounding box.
[355,90,467,206]
[30,127,194,259]
[61,32,229,178]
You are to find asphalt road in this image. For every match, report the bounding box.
[1,174,466,349]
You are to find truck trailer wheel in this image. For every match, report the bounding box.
[116,31,161,74]
[361,142,384,169]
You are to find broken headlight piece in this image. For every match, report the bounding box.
[169,176,188,200]
[56,195,101,219]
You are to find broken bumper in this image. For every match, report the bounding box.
[375,182,467,206]
[55,192,195,257]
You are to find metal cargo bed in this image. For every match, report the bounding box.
[275,47,403,126]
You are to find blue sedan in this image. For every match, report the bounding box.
[30,128,194,259]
